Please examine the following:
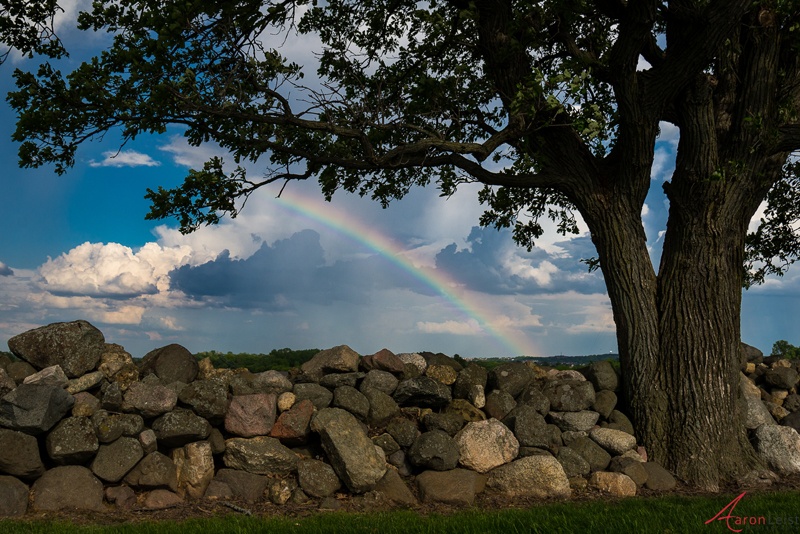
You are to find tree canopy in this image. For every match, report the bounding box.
[4,0,800,490]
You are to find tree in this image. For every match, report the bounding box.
[4,0,800,490]
[0,0,64,64]
[771,340,800,360]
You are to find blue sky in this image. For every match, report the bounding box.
[1,3,798,359]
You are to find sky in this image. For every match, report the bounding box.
[0,3,798,359]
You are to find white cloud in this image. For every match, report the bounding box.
[89,150,161,168]
[38,242,196,297]
[416,319,484,335]
[504,255,559,287]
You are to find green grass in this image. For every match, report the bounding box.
[3,491,799,534]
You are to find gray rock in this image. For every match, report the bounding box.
[45,416,99,464]
[71,391,101,418]
[453,364,488,400]
[487,455,571,498]
[488,362,534,398]
[0,428,45,479]
[122,381,178,418]
[754,424,800,475]
[362,387,401,426]
[422,412,465,436]
[124,451,178,491]
[178,379,229,423]
[0,369,16,397]
[741,342,764,364]
[91,410,144,443]
[152,409,212,448]
[297,458,342,498]
[22,365,69,387]
[607,409,636,436]
[374,468,418,506]
[8,320,104,378]
[373,433,401,455]
[359,370,400,396]
[581,361,619,392]
[139,344,199,384]
[300,345,361,381]
[320,372,364,389]
[143,489,184,509]
[91,436,144,482]
[642,462,677,490]
[784,394,800,413]
[0,475,28,516]
[416,468,484,505]
[223,436,298,475]
[250,370,293,395]
[408,430,460,471]
[484,389,517,420]
[422,352,463,372]
[590,427,637,455]
[333,386,370,421]
[5,361,36,384]
[393,376,452,408]
[224,393,277,437]
[783,411,800,433]
[503,405,550,448]
[517,385,551,415]
[548,410,600,432]
[765,367,799,390]
[66,371,105,395]
[100,381,123,411]
[31,466,104,511]
[0,383,75,434]
[293,382,334,410]
[557,446,591,478]
[310,408,387,493]
[397,353,427,375]
[592,390,617,419]
[569,436,611,471]
[455,418,519,473]
[211,468,268,503]
[105,485,137,509]
[361,349,407,374]
[609,456,649,486]
[386,416,420,448]
[543,379,596,412]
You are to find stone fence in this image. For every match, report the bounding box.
[0,320,798,516]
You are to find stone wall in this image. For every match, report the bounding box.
[0,320,797,516]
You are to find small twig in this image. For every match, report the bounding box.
[221,501,253,515]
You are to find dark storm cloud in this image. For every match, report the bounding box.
[435,227,606,295]
[169,230,433,309]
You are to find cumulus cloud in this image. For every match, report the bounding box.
[416,319,484,336]
[0,262,12,276]
[89,150,161,168]
[38,242,195,297]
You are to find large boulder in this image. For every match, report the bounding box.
[502,405,550,448]
[453,364,489,400]
[229,370,292,396]
[91,436,144,483]
[359,370,399,396]
[225,393,277,437]
[589,471,637,497]
[542,379,596,412]
[297,458,342,498]
[0,428,45,479]
[408,430,460,471]
[332,386,371,421]
[393,376,452,408]
[139,344,199,384]
[172,441,215,499]
[310,408,387,493]
[300,345,360,381]
[91,410,144,443]
[416,468,485,506]
[360,349,406,374]
[455,418,519,474]
[488,362,535,398]
[548,410,600,432]
[178,380,229,423]
[293,382,334,410]
[0,383,75,435]
[125,451,179,492]
[122,381,178,418]
[589,427,637,455]
[7,321,104,378]
[754,424,800,475]
[30,466,104,511]
[363,387,401,426]
[223,436,298,475]
[269,398,314,442]
[22,365,69,387]
[581,361,619,392]
[487,455,571,498]
[0,475,28,516]
[151,410,211,448]
[45,416,99,464]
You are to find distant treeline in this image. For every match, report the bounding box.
[194,348,320,373]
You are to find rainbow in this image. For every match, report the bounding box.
[269,189,539,357]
